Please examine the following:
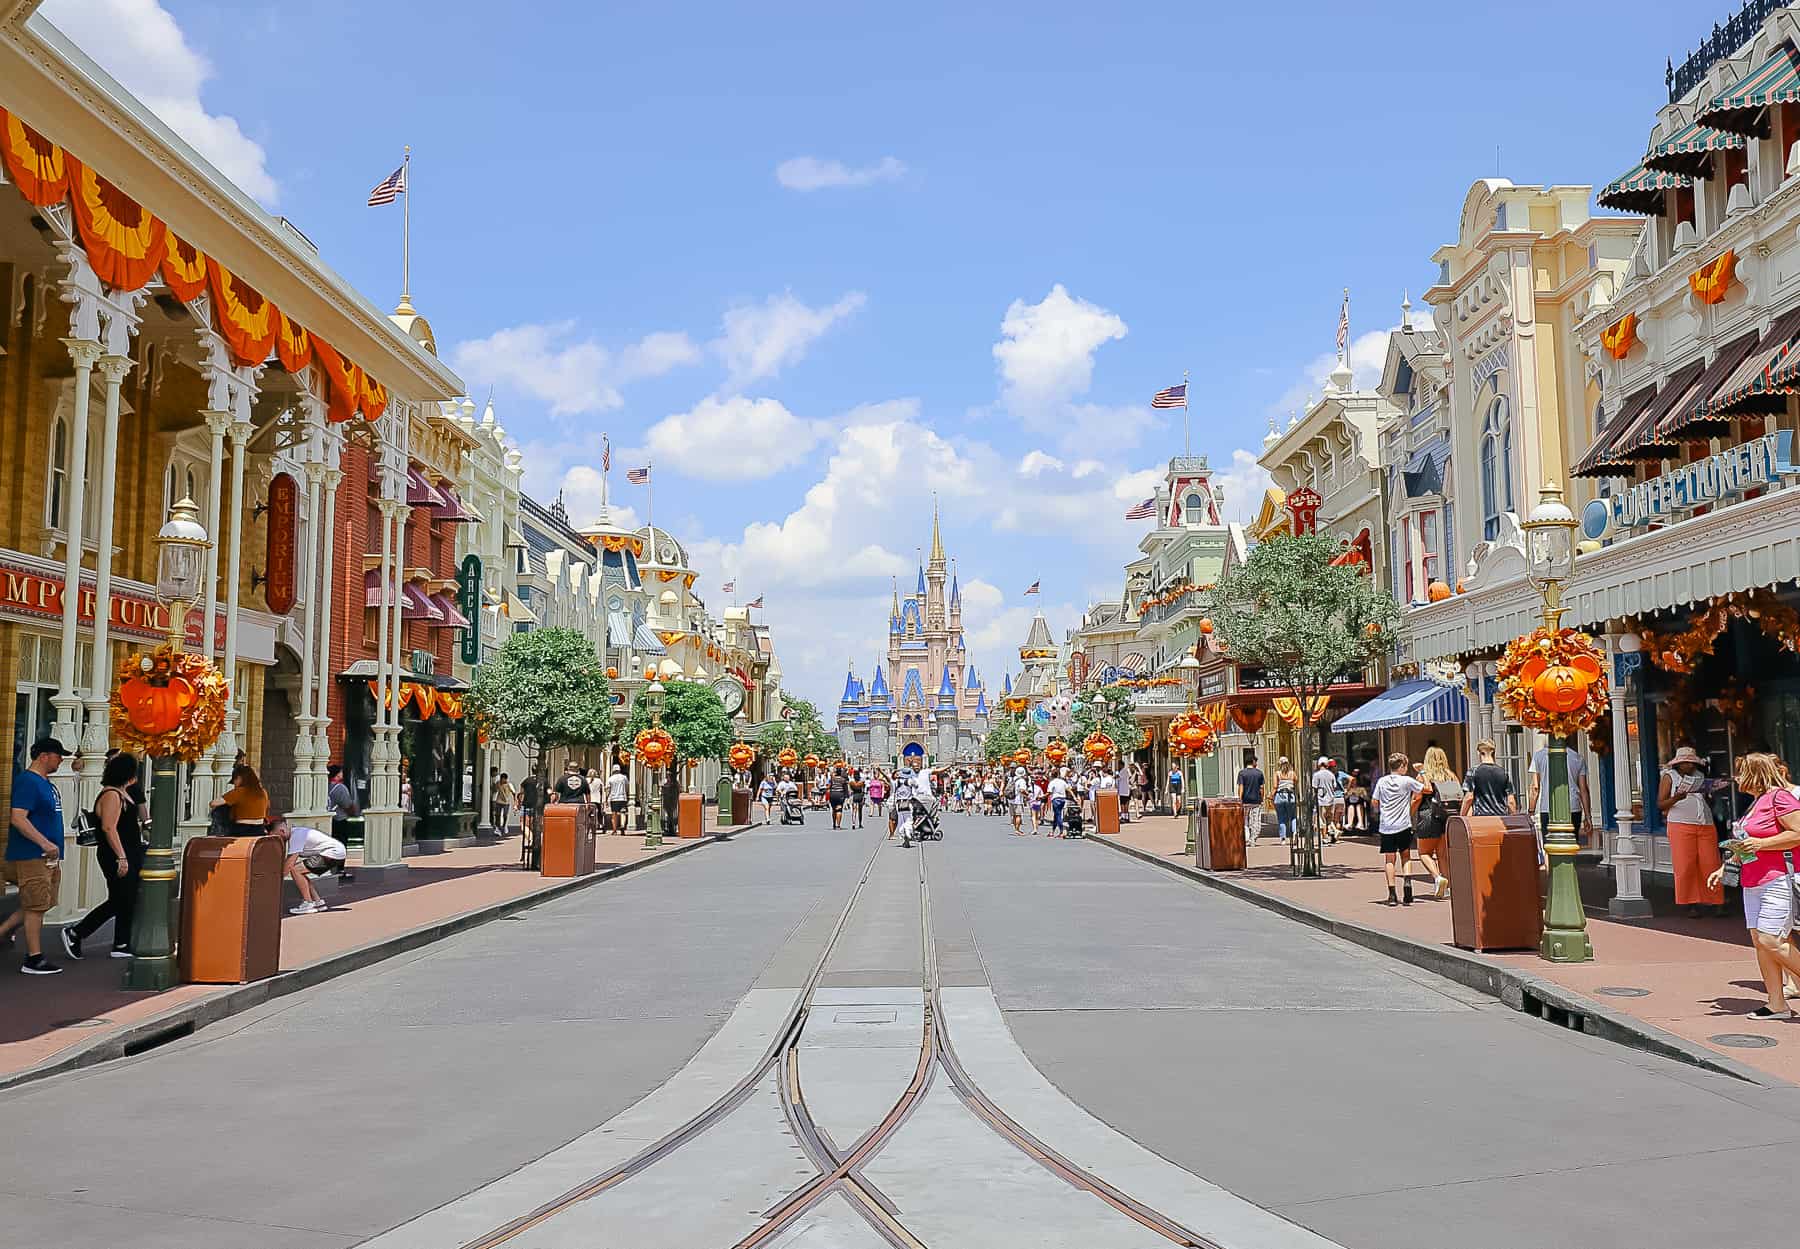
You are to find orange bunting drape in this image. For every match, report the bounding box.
[1689,250,1737,306]
[359,371,388,421]
[437,691,463,720]
[160,234,208,302]
[367,679,414,710]
[311,336,368,423]
[1600,313,1638,361]
[0,108,72,207]
[1271,695,1329,728]
[274,310,312,374]
[411,684,438,718]
[206,259,279,367]
[67,158,166,291]
[1229,705,1267,733]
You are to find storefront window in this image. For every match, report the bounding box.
[12,635,86,772]
[1480,386,1512,540]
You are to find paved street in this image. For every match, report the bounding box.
[7,813,1800,1248]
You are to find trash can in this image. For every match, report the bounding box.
[540,803,594,877]
[679,792,704,839]
[1445,814,1542,952]
[1096,790,1120,835]
[178,834,284,984]
[731,787,751,827]
[1199,799,1246,870]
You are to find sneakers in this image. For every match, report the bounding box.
[60,926,82,960]
[1435,876,1450,899]
[289,899,326,915]
[20,953,62,975]
[109,945,132,959]
[1402,881,1414,906]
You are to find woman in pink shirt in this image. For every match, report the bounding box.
[1706,753,1800,1019]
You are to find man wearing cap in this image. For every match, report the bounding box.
[1,738,69,975]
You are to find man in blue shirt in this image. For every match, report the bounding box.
[2,737,69,975]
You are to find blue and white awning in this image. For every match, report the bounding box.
[1331,678,1467,733]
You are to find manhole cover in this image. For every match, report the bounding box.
[1710,1033,1779,1049]
[1595,986,1650,998]
[833,1009,898,1025]
[51,1018,111,1029]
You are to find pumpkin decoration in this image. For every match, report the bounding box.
[1497,627,1607,737]
[1427,580,1452,603]
[1198,617,1214,635]
[803,753,821,771]
[109,645,230,763]
[643,667,656,681]
[777,747,799,769]
[606,666,619,680]
[1044,739,1069,766]
[1169,711,1213,758]
[634,726,676,769]
[728,742,756,771]
[1082,732,1115,762]
[1012,748,1032,767]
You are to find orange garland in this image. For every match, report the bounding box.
[1641,590,1800,674]
[160,234,208,302]
[67,157,167,291]
[0,107,72,207]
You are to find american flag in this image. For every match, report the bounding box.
[1124,497,1156,520]
[1336,289,1350,355]
[601,435,610,473]
[626,466,651,484]
[367,163,407,206]
[746,594,763,609]
[1151,383,1187,409]
[721,580,735,594]
[1023,580,1040,596]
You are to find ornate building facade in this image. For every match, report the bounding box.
[837,509,988,765]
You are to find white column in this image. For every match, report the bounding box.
[211,417,253,782]
[372,496,395,809]
[312,459,341,806]
[364,496,405,870]
[50,340,101,777]
[291,458,325,819]
[74,353,131,802]
[1606,627,1650,917]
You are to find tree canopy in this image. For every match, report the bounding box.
[464,628,612,773]
[981,714,1025,763]
[757,694,836,759]
[1072,684,1140,752]
[623,680,735,772]
[1210,533,1400,710]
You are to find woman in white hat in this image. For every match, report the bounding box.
[1660,744,1722,916]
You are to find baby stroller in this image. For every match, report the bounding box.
[779,791,805,825]
[1064,801,1086,838]
[909,792,944,842]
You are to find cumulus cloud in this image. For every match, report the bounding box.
[556,466,640,534]
[714,291,865,387]
[643,394,821,480]
[993,284,1128,409]
[449,321,700,416]
[41,0,278,203]
[775,155,907,191]
[1213,447,1274,526]
[1017,450,1065,478]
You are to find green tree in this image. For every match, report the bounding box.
[465,627,612,789]
[982,714,1025,763]
[1210,532,1401,872]
[1072,684,1140,756]
[757,695,836,760]
[623,680,735,790]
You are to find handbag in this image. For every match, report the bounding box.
[208,803,236,835]
[72,805,98,848]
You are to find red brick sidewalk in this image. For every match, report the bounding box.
[1104,814,1797,1084]
[0,828,710,1083]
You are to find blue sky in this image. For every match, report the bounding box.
[39,0,1716,708]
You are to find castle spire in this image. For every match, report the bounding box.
[929,495,945,566]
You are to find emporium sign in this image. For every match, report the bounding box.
[1581,430,1798,539]
[0,560,225,649]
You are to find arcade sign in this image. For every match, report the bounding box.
[1284,486,1322,535]
[1582,430,1797,541]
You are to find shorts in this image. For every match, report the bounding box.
[301,853,345,876]
[830,797,845,810]
[1378,831,1415,855]
[610,800,628,814]
[1743,878,1795,936]
[1,857,60,912]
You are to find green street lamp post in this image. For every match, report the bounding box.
[126,497,211,992]
[1178,651,1202,857]
[643,678,666,849]
[1522,482,1593,964]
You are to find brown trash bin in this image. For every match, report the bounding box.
[1096,790,1120,834]
[1199,799,1247,870]
[179,834,284,984]
[540,802,594,877]
[1445,814,1542,952]
[678,792,703,838]
[731,787,751,827]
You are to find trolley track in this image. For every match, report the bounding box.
[454,827,1227,1249]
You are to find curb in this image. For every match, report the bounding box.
[1086,832,1772,1087]
[0,826,748,1094]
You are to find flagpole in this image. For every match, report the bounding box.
[401,146,411,304]
[1182,368,1191,459]
[601,434,609,511]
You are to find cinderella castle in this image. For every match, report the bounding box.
[837,508,990,765]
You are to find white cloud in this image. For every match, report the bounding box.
[714,291,864,387]
[775,155,907,191]
[1213,447,1274,526]
[449,321,700,417]
[1268,304,1434,419]
[41,0,278,204]
[556,466,640,534]
[1071,459,1104,479]
[643,394,821,481]
[993,284,1127,409]
[1017,450,1065,478]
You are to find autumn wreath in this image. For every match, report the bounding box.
[1497,627,1608,738]
[110,645,230,763]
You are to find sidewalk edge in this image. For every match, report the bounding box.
[0,827,746,1094]
[1086,833,1771,1087]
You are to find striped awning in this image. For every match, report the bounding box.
[1644,120,1747,177]
[1331,679,1467,733]
[1703,304,1800,416]
[1611,358,1707,463]
[1597,161,1692,215]
[1698,42,1800,136]
[1657,329,1762,441]
[1571,383,1657,478]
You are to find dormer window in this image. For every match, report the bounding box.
[1183,493,1204,524]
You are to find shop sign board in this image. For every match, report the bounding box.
[458,553,482,666]
[263,472,298,616]
[1582,430,1798,539]
[1235,664,1363,690]
[0,559,224,649]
